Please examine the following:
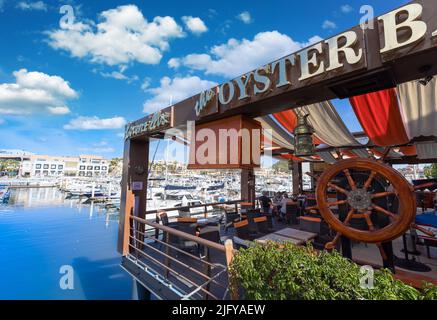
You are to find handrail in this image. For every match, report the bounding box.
[130,216,227,253]
[144,200,243,215]
[129,215,238,299]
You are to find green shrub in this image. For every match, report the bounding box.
[229,242,437,300]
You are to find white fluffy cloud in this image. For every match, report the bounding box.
[16,1,47,11]
[46,5,185,66]
[341,5,353,13]
[182,16,208,35]
[169,31,322,78]
[143,76,217,114]
[141,77,151,91]
[168,57,181,69]
[0,69,77,115]
[64,116,127,130]
[99,70,139,83]
[322,20,337,29]
[237,11,253,24]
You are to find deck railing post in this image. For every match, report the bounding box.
[224,239,238,300]
[204,205,208,218]
[203,247,211,300]
[164,231,171,279]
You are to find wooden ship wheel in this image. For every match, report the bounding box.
[308,157,435,259]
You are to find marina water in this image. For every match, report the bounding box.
[0,187,132,299]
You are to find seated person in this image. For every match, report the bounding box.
[258,191,272,214]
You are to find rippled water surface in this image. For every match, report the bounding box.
[0,187,132,299]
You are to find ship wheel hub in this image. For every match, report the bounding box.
[347,188,371,210]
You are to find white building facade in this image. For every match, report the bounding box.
[20,154,109,178]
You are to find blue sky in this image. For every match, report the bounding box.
[0,0,408,160]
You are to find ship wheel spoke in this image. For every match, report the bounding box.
[372,204,398,220]
[327,182,348,195]
[327,200,348,207]
[363,211,375,231]
[343,208,355,225]
[343,169,357,190]
[325,208,355,250]
[371,191,395,199]
[364,171,377,190]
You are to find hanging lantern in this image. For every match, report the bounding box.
[293,114,315,157]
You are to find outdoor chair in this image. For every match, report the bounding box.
[298,216,335,250]
[299,216,321,234]
[176,217,198,223]
[224,210,241,232]
[254,216,270,234]
[155,211,169,242]
[167,223,200,255]
[157,211,169,225]
[285,203,299,225]
[233,219,261,241]
[258,213,274,230]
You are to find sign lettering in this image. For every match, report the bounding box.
[379,3,427,53]
[125,111,170,140]
[194,89,216,116]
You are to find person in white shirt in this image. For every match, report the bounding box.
[280,194,289,219]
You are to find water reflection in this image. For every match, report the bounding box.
[0,187,131,300]
[9,187,67,207]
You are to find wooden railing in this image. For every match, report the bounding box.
[127,215,238,300]
[144,199,243,218]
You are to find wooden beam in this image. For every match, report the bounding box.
[387,157,437,165]
[241,168,255,204]
[117,138,150,255]
[292,161,302,196]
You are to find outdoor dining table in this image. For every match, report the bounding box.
[255,233,304,245]
[255,228,317,245]
[275,228,317,242]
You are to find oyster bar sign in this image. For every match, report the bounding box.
[194,2,437,116]
[125,111,170,140]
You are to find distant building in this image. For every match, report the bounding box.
[77,155,109,177]
[0,149,34,161]
[20,154,109,178]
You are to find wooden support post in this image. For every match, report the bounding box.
[341,236,353,260]
[292,161,302,196]
[117,138,150,256]
[309,162,315,191]
[241,168,255,204]
[382,241,395,273]
[224,239,238,300]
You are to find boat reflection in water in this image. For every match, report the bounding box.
[0,187,132,300]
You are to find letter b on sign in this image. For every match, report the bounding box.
[59,265,74,290]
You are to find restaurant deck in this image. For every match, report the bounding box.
[120,201,437,300]
[117,0,437,300]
